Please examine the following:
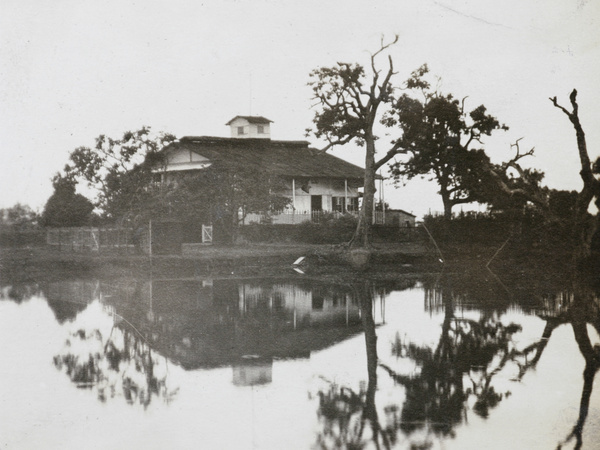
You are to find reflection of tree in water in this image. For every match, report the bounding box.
[314,281,391,449]
[314,280,526,449]
[0,283,43,303]
[382,315,520,437]
[315,382,370,449]
[53,303,178,407]
[390,275,600,449]
[313,273,600,449]
[551,283,600,450]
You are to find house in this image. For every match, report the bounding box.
[155,116,383,224]
[381,209,417,227]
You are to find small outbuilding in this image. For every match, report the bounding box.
[381,209,417,227]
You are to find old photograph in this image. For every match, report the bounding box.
[1,1,599,448]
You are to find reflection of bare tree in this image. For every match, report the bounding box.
[434,269,600,449]
[53,309,178,407]
[312,280,525,448]
[554,286,600,450]
[360,281,391,449]
[478,273,600,450]
[313,272,599,449]
[314,281,391,449]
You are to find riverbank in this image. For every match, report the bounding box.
[0,242,433,283]
[2,240,586,288]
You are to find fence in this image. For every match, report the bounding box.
[46,227,142,253]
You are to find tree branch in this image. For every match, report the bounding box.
[374,141,406,170]
[550,90,595,185]
[317,135,355,153]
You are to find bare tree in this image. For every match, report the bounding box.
[550,89,600,262]
[308,36,402,247]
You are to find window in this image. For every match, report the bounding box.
[257,125,265,134]
[237,126,245,135]
[347,197,359,212]
[332,197,345,212]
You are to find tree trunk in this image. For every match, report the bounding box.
[551,91,600,265]
[358,281,389,448]
[441,189,453,221]
[351,136,376,247]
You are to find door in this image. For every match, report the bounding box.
[311,195,322,222]
[311,195,322,211]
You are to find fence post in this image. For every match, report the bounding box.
[148,220,152,257]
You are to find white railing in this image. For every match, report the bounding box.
[241,210,392,225]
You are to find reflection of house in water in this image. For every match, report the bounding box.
[237,281,360,329]
[142,279,364,373]
[43,278,366,382]
[232,357,273,386]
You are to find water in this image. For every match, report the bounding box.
[1,270,599,449]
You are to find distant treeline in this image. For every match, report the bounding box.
[423,210,598,262]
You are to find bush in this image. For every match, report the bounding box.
[236,215,358,244]
[421,209,577,256]
[0,229,46,248]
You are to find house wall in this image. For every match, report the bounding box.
[158,161,361,213]
[397,211,416,227]
[287,178,360,212]
[158,149,367,226]
[383,210,417,227]
[228,118,271,139]
[160,147,211,173]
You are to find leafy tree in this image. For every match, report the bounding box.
[387,67,546,219]
[0,203,39,229]
[41,173,95,227]
[308,42,546,247]
[65,126,176,222]
[548,189,579,220]
[159,162,290,243]
[308,36,406,247]
[62,127,287,241]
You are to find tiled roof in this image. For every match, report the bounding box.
[225,116,273,125]
[164,136,368,180]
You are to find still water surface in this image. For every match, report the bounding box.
[1,271,599,449]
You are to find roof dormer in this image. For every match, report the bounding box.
[226,116,272,139]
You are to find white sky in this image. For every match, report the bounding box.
[1,0,599,219]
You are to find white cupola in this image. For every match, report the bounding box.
[225,116,272,139]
